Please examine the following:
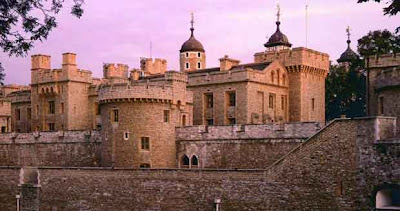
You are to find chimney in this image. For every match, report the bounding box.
[219,55,240,71]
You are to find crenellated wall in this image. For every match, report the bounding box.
[0,130,102,167]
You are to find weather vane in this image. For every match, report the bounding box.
[346,26,351,40]
[191,12,194,29]
[276,4,281,22]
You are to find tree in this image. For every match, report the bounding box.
[0,63,5,85]
[325,61,366,121]
[357,0,400,16]
[357,29,400,57]
[0,0,84,57]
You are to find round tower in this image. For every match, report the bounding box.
[179,13,206,72]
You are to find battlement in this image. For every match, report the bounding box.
[368,53,400,69]
[31,53,93,85]
[98,83,174,103]
[103,63,129,79]
[375,66,400,90]
[140,57,167,75]
[176,122,321,141]
[0,130,101,144]
[164,71,188,83]
[254,47,330,71]
[8,90,31,104]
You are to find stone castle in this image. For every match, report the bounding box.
[0,11,398,211]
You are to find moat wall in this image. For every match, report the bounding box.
[0,131,101,167]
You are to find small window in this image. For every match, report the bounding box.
[182,115,186,126]
[181,155,190,167]
[163,110,170,122]
[197,52,201,58]
[96,104,101,115]
[379,96,384,115]
[48,123,55,131]
[123,131,129,140]
[282,74,286,86]
[228,118,236,125]
[269,94,275,109]
[185,62,189,69]
[36,105,39,117]
[206,119,214,126]
[185,52,189,58]
[61,103,64,114]
[27,108,31,120]
[192,155,199,167]
[228,92,236,107]
[112,109,119,122]
[197,62,201,69]
[15,109,21,121]
[281,96,285,110]
[205,94,213,108]
[271,71,275,83]
[48,101,55,114]
[311,98,315,111]
[1,126,6,133]
[141,137,150,150]
[140,163,151,168]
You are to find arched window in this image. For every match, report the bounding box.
[46,87,49,93]
[282,74,286,86]
[277,69,280,85]
[181,155,189,168]
[271,71,275,84]
[139,163,150,168]
[41,88,44,93]
[50,87,54,93]
[182,115,186,126]
[191,155,198,167]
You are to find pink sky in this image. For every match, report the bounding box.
[1,0,399,85]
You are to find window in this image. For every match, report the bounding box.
[61,103,64,114]
[36,105,39,116]
[185,62,189,69]
[281,96,285,110]
[271,71,275,83]
[205,94,213,108]
[311,98,315,111]
[192,155,198,167]
[182,115,186,126]
[335,180,344,196]
[27,108,31,120]
[96,104,101,115]
[206,119,214,126]
[48,101,55,114]
[185,52,189,58]
[141,137,150,150]
[269,94,275,109]
[123,131,129,140]
[181,155,189,167]
[197,62,201,69]
[282,74,286,86]
[163,110,170,122]
[376,187,400,209]
[48,123,55,131]
[379,96,384,115]
[15,109,21,121]
[277,69,280,85]
[228,118,236,125]
[197,52,201,58]
[1,126,6,133]
[228,92,236,107]
[140,163,151,168]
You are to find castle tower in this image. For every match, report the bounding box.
[179,13,206,72]
[337,26,359,68]
[253,5,329,124]
[264,5,292,52]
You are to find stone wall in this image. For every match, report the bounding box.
[0,131,101,167]
[176,123,320,169]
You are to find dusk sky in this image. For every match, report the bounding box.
[1,0,399,85]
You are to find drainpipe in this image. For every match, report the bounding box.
[215,198,221,211]
[16,195,20,211]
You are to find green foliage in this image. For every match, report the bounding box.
[0,0,84,57]
[325,60,366,121]
[357,29,400,57]
[357,0,400,16]
[0,62,5,85]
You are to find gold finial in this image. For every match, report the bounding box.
[276,4,281,22]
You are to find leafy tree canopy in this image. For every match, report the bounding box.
[0,0,84,57]
[357,0,400,16]
[357,29,400,57]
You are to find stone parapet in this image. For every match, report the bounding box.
[0,130,101,144]
[8,90,31,104]
[375,66,400,90]
[368,54,400,69]
[98,83,173,102]
[176,122,321,141]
